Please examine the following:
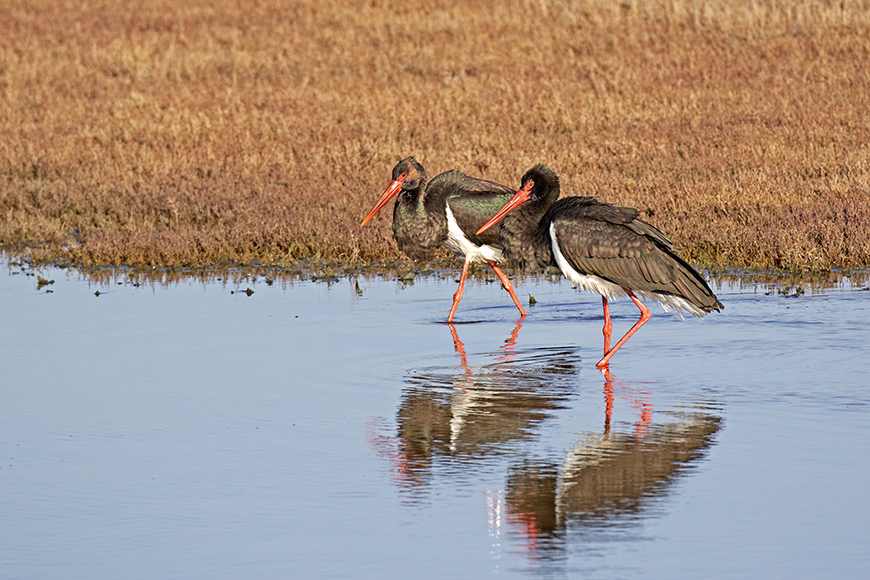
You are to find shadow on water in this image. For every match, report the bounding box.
[369,321,723,567]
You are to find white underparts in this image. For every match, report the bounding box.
[444,203,504,263]
[549,222,705,319]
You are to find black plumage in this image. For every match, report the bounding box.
[478,164,722,367]
[361,157,526,321]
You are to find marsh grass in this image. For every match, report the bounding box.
[2,0,869,272]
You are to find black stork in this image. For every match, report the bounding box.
[361,156,526,322]
[477,165,723,368]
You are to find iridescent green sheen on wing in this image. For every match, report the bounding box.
[428,170,515,247]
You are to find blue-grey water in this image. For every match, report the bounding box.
[1,261,868,579]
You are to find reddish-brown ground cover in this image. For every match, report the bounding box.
[1,0,869,272]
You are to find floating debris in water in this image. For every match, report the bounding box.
[311,274,340,284]
[36,276,54,290]
[528,293,537,305]
[779,286,805,298]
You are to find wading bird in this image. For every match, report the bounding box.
[361,157,526,322]
[477,165,722,367]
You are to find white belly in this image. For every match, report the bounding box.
[549,222,625,298]
[444,203,504,263]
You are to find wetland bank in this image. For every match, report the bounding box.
[2,0,870,272]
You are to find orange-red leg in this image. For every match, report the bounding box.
[596,288,651,368]
[601,295,612,355]
[447,258,471,322]
[488,260,526,319]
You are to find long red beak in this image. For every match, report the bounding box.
[476,186,532,235]
[361,179,403,226]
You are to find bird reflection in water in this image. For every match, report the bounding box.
[448,320,525,374]
[368,322,579,496]
[366,326,722,565]
[602,369,653,437]
[502,369,722,560]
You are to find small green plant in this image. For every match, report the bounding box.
[36,276,55,290]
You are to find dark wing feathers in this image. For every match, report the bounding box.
[548,197,677,251]
[447,193,514,246]
[624,218,677,252]
[551,198,722,312]
[427,170,515,198]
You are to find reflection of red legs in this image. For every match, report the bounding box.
[602,296,612,355]
[447,258,471,322]
[504,320,523,348]
[632,397,653,438]
[488,260,526,319]
[365,417,412,487]
[597,288,651,368]
[506,511,542,559]
[498,319,524,363]
[603,370,614,433]
[601,368,653,437]
[448,323,472,374]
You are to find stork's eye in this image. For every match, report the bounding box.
[398,171,408,181]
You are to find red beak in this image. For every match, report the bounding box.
[476,185,533,235]
[361,179,403,226]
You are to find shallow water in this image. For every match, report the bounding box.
[1,263,869,579]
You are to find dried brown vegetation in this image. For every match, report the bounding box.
[1,0,869,272]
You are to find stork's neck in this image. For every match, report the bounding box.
[393,177,432,216]
[391,176,446,231]
[499,196,554,270]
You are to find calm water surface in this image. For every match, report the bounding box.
[1,262,868,579]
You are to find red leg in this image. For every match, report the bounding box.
[596,288,651,368]
[601,295,612,355]
[488,260,526,319]
[447,258,471,322]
